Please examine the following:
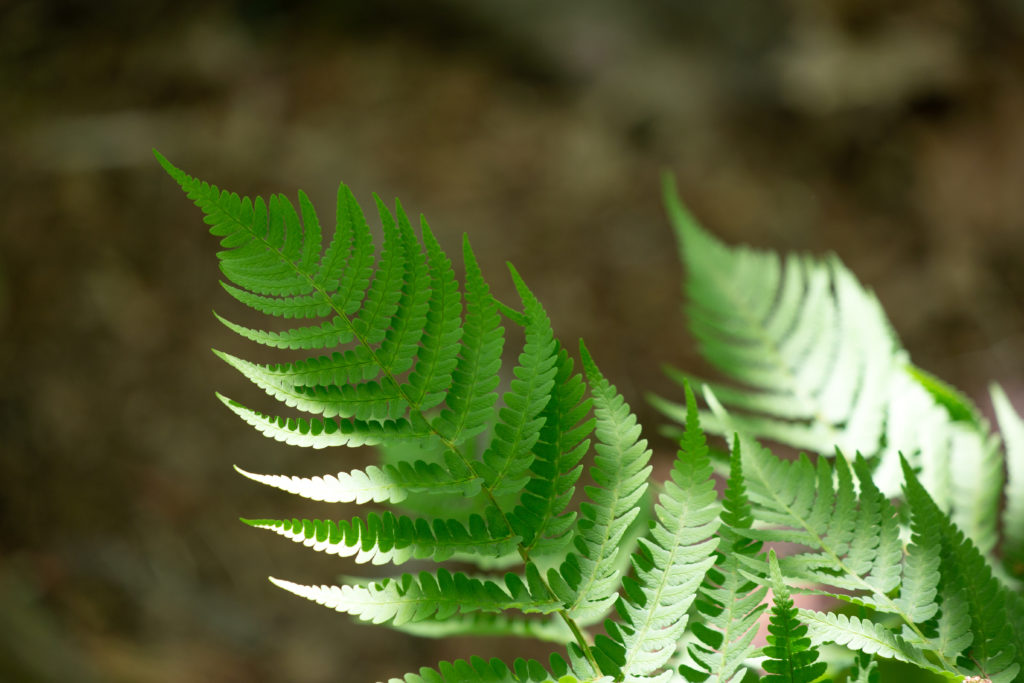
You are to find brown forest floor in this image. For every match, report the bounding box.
[2,2,1024,681]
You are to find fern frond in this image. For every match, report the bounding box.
[658,177,1007,559]
[679,435,767,683]
[387,655,608,683]
[245,511,520,565]
[512,345,593,555]
[217,393,414,447]
[992,384,1024,576]
[391,611,574,644]
[901,457,1021,683]
[269,567,562,626]
[553,342,653,625]
[612,382,721,682]
[476,266,559,497]
[432,236,504,444]
[763,550,827,683]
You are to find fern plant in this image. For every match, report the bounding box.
[159,151,1023,683]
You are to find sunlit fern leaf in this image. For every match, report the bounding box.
[550,342,653,625]
[992,384,1024,577]
[386,655,608,683]
[477,266,559,497]
[233,462,482,504]
[679,434,766,683]
[391,611,574,644]
[763,550,827,683]
[512,344,593,555]
[901,457,1022,683]
[244,511,520,565]
[657,176,1007,561]
[610,382,720,682]
[269,567,562,626]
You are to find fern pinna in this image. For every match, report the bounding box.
[161,152,1022,683]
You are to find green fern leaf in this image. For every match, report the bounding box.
[476,266,559,497]
[659,177,1007,559]
[763,550,827,683]
[901,457,1021,683]
[512,344,593,555]
[992,384,1024,576]
[243,512,520,565]
[269,568,562,626]
[402,218,463,411]
[680,435,767,683]
[555,342,653,625]
[386,655,607,683]
[432,236,504,444]
[613,382,721,681]
[234,462,481,504]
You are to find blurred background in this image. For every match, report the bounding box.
[3,1,1024,681]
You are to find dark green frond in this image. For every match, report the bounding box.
[901,457,1021,683]
[611,381,720,682]
[763,550,827,683]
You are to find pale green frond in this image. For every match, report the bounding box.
[388,655,607,683]
[233,462,482,504]
[992,383,1024,575]
[268,569,562,625]
[615,383,721,681]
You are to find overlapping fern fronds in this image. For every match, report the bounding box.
[158,153,721,682]
[162,152,1022,683]
[655,176,1024,574]
[705,391,1023,682]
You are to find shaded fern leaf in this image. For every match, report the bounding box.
[656,176,1006,559]
[605,381,720,683]
[763,550,827,683]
